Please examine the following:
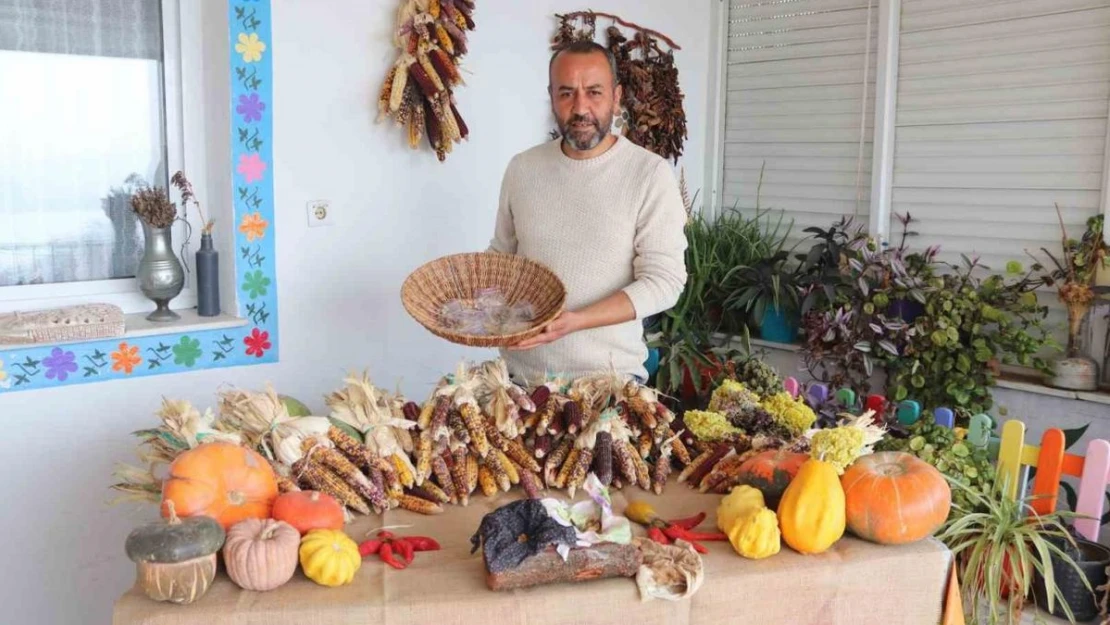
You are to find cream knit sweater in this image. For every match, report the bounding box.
[488,135,688,384]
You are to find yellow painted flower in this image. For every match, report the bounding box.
[235,33,266,63]
[0,356,9,388]
[239,211,269,242]
[111,342,142,374]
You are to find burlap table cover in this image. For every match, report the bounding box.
[113,479,956,625]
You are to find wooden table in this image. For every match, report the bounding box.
[114,482,958,625]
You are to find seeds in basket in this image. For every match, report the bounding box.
[438,287,536,336]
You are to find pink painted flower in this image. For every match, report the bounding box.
[237,153,267,183]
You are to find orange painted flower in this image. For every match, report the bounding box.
[111,342,142,374]
[239,212,269,242]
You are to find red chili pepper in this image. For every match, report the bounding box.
[647,527,670,545]
[677,529,728,542]
[393,538,415,564]
[662,525,711,553]
[405,536,441,552]
[377,531,395,539]
[358,539,382,557]
[669,512,706,530]
[378,542,406,570]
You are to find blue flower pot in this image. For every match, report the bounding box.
[889,299,924,323]
[760,308,798,343]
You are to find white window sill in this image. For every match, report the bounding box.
[0,309,248,349]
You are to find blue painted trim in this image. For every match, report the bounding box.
[0,0,277,394]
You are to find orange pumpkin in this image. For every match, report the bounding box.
[272,491,345,535]
[161,441,278,530]
[841,451,951,545]
[734,449,808,509]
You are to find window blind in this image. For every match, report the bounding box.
[722,0,880,248]
[891,0,1110,272]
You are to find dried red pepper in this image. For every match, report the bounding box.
[360,530,440,569]
[358,539,382,557]
[379,542,406,570]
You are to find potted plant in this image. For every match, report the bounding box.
[939,475,1090,625]
[724,249,802,343]
[1032,208,1110,391]
[1030,524,1110,622]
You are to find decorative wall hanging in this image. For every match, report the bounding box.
[550,11,687,164]
[0,0,278,393]
[377,0,475,162]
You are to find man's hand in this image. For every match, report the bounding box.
[508,311,582,350]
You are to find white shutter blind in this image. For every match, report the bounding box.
[891,0,1110,271]
[722,0,880,245]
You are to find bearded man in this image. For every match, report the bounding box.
[487,40,688,385]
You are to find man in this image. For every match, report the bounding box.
[488,40,688,385]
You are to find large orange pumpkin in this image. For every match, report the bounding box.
[161,442,278,530]
[841,451,951,545]
[734,449,808,509]
[271,490,345,535]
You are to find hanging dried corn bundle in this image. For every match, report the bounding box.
[550,11,686,164]
[378,0,475,161]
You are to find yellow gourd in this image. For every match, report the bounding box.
[716,485,767,533]
[298,529,361,587]
[776,458,845,555]
[727,507,781,560]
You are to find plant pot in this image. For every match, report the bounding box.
[680,354,725,402]
[1031,537,1110,622]
[889,298,924,323]
[759,308,798,343]
[1046,355,1099,391]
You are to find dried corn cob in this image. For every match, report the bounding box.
[388,58,411,112]
[533,432,552,459]
[399,493,444,515]
[519,468,542,499]
[593,431,613,486]
[478,465,498,497]
[631,448,652,490]
[637,431,653,459]
[377,457,404,502]
[497,450,520,485]
[535,397,557,434]
[377,65,397,121]
[628,396,658,431]
[554,448,580,489]
[458,401,490,457]
[611,437,639,485]
[547,406,565,436]
[408,482,450,505]
[505,437,542,473]
[652,450,672,495]
[434,94,460,146]
[655,401,676,425]
[668,428,692,465]
[391,453,415,489]
[530,385,552,409]
[567,448,594,497]
[429,48,461,87]
[419,395,442,429]
[276,473,301,494]
[611,476,623,490]
[545,436,574,485]
[443,20,467,55]
[429,393,451,442]
[682,446,734,489]
[368,455,385,493]
[449,448,469,506]
[454,11,468,30]
[466,452,479,495]
[293,457,371,515]
[417,51,446,93]
[415,431,433,485]
[327,426,371,470]
[564,399,586,434]
[431,453,456,502]
[507,385,535,413]
[440,0,458,23]
[699,453,746,494]
[448,409,470,445]
[484,447,512,492]
[429,0,441,20]
[409,60,439,99]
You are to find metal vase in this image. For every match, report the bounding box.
[138,223,185,322]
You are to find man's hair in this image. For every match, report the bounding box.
[548,40,619,89]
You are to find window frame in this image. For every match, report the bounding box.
[0,0,278,393]
[0,0,207,315]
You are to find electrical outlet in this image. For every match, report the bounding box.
[307,200,333,227]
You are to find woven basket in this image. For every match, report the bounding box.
[401,252,567,347]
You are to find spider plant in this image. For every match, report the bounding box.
[938,474,1090,625]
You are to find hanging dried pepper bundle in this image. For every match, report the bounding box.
[377,0,475,161]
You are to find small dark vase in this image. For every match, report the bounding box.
[195,233,220,317]
[1031,535,1110,622]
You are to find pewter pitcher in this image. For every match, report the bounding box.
[138,223,185,321]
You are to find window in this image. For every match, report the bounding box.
[0,0,203,315]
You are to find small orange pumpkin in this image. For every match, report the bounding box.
[272,490,345,535]
[841,451,951,545]
[161,441,278,530]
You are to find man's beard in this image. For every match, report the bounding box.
[558,111,613,151]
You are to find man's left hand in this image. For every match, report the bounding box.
[508,311,582,350]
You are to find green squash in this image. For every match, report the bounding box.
[124,502,226,604]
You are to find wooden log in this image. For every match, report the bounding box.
[484,543,642,591]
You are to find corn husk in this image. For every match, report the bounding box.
[326,371,418,477]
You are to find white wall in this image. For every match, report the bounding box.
[0,1,714,622]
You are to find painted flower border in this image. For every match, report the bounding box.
[0,0,277,394]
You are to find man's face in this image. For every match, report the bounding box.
[549,51,622,152]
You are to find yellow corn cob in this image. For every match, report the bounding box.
[554,448,580,489]
[377,457,404,502]
[667,427,692,466]
[612,438,639,485]
[484,420,508,449]
[391,453,415,488]
[408,99,424,149]
[389,57,411,112]
[484,447,512,492]
[417,397,436,429]
[567,448,594,497]
[276,473,301,494]
[377,65,396,121]
[293,457,370,515]
[415,431,433,485]
[497,450,520,485]
[458,401,490,457]
[632,449,652,490]
[435,23,453,54]
[429,0,441,19]
[454,11,466,29]
[398,494,444,515]
[327,426,371,469]
[544,436,574,486]
[417,51,445,93]
[431,453,456,503]
[466,452,479,494]
[535,397,557,434]
[478,465,498,497]
[653,450,674,495]
[308,445,388,512]
[637,431,653,459]
[507,437,543,473]
[628,396,658,431]
[413,480,451,504]
[450,448,469,506]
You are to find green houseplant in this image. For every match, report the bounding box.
[724,249,802,343]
